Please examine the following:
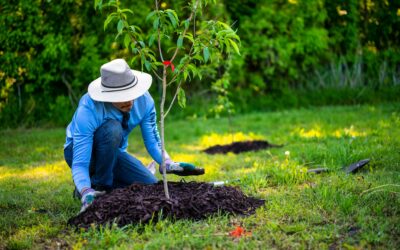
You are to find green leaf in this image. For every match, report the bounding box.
[144,60,151,71]
[187,64,198,79]
[152,62,164,68]
[121,8,134,14]
[147,52,157,62]
[139,41,145,48]
[146,11,156,22]
[184,33,194,43]
[104,14,116,30]
[153,17,160,30]
[131,44,138,54]
[229,39,240,55]
[193,54,204,62]
[123,34,130,48]
[178,88,186,108]
[103,2,118,8]
[117,19,124,33]
[166,11,177,28]
[130,55,139,65]
[177,35,183,48]
[148,34,156,47]
[203,47,210,63]
[183,19,189,29]
[218,21,231,30]
[94,0,103,10]
[167,9,179,22]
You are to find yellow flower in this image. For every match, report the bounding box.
[5,77,16,86]
[336,6,347,16]
[18,67,26,76]
[161,2,167,9]
[111,42,118,49]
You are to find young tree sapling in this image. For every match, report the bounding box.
[95,0,240,198]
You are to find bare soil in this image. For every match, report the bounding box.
[203,140,282,154]
[68,181,265,228]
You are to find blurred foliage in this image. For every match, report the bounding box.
[228,0,329,94]
[0,0,399,128]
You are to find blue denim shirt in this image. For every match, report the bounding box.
[64,92,163,191]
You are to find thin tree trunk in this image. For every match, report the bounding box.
[160,67,170,199]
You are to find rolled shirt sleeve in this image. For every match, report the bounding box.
[71,104,100,192]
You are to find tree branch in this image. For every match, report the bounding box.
[152,68,163,81]
[170,0,199,63]
[155,0,164,62]
[164,79,183,118]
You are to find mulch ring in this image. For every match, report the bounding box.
[68,181,264,228]
[203,140,282,155]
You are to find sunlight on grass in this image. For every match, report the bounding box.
[293,125,367,139]
[333,125,367,138]
[201,162,219,177]
[0,161,69,181]
[257,187,280,196]
[171,153,197,164]
[233,167,257,175]
[199,132,264,148]
[295,127,324,138]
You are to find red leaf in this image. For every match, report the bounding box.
[229,226,245,238]
[163,60,175,72]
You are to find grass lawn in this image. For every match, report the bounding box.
[0,103,399,249]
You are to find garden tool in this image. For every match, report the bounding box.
[307,159,370,175]
[209,179,241,186]
[343,159,370,174]
[147,161,205,176]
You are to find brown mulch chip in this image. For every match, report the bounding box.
[203,140,282,155]
[68,181,264,228]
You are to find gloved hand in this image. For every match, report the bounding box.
[159,159,204,176]
[80,188,106,213]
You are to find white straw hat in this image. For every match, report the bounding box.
[88,59,152,102]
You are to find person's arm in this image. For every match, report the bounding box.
[71,104,99,193]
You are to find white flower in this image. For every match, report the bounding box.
[285,151,290,156]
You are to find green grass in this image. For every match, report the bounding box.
[0,103,399,249]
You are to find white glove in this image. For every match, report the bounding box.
[79,188,106,213]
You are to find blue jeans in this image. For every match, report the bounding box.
[64,119,158,192]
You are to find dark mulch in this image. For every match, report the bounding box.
[203,140,282,155]
[68,181,265,228]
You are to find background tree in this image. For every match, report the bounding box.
[1,0,399,128]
